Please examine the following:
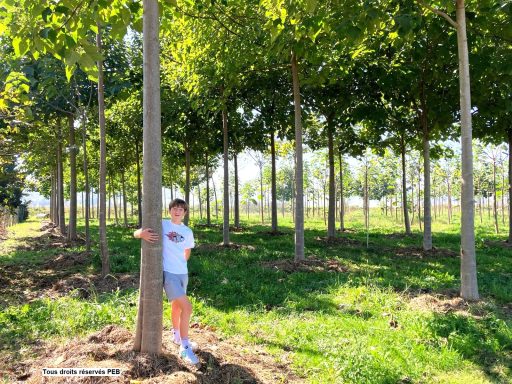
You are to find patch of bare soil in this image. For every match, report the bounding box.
[261,257,348,273]
[195,243,256,252]
[3,325,302,384]
[314,236,361,246]
[408,292,487,318]
[392,246,458,259]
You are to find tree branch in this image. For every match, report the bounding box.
[416,0,458,28]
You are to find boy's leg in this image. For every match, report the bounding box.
[173,295,193,340]
[171,299,182,342]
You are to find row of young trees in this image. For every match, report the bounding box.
[1,0,511,351]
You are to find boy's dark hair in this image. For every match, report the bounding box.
[169,198,188,212]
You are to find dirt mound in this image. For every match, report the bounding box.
[261,257,348,273]
[408,292,487,318]
[7,325,302,384]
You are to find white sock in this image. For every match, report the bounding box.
[172,328,180,343]
[181,338,190,349]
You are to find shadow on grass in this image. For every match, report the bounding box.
[426,312,512,383]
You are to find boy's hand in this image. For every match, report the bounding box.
[135,228,159,243]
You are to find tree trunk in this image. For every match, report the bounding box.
[447,179,452,224]
[291,52,304,261]
[259,161,264,224]
[57,120,66,235]
[112,177,119,226]
[51,167,56,224]
[206,153,211,225]
[222,105,230,245]
[327,123,336,239]
[234,153,240,228]
[81,109,90,250]
[270,132,278,232]
[134,0,163,354]
[338,150,345,231]
[122,170,128,227]
[401,138,411,234]
[493,160,499,234]
[67,114,77,241]
[198,186,202,220]
[184,143,191,225]
[97,27,109,277]
[212,176,219,219]
[457,0,479,300]
[421,114,431,250]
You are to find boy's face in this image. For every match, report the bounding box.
[170,206,186,222]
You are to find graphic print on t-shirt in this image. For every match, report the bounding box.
[166,231,185,243]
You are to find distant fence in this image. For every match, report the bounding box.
[0,205,28,229]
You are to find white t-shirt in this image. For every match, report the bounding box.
[162,220,195,274]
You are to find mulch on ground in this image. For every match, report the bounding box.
[3,325,302,384]
[261,256,349,273]
[407,291,489,318]
[314,236,361,246]
[391,246,458,259]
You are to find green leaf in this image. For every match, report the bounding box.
[65,65,75,81]
[12,36,29,57]
[42,7,52,23]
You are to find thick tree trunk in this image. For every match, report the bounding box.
[222,105,230,245]
[234,153,240,228]
[67,114,77,241]
[270,132,278,232]
[421,116,432,250]
[457,0,479,300]
[291,52,304,261]
[81,110,90,250]
[338,150,345,232]
[327,123,336,239]
[134,0,163,354]
[97,27,109,277]
[57,121,66,235]
[401,138,411,234]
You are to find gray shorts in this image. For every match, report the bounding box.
[163,271,188,301]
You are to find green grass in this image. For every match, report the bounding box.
[1,209,511,383]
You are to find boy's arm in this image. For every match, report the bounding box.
[184,248,191,261]
[134,228,159,243]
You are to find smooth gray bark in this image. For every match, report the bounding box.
[291,52,304,261]
[67,114,77,241]
[222,106,230,245]
[234,153,240,228]
[270,132,278,232]
[134,0,163,354]
[457,0,479,300]
[327,122,336,240]
[96,27,109,277]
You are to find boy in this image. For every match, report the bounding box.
[134,198,199,365]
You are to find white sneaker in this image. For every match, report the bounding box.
[172,338,198,351]
[179,345,199,365]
